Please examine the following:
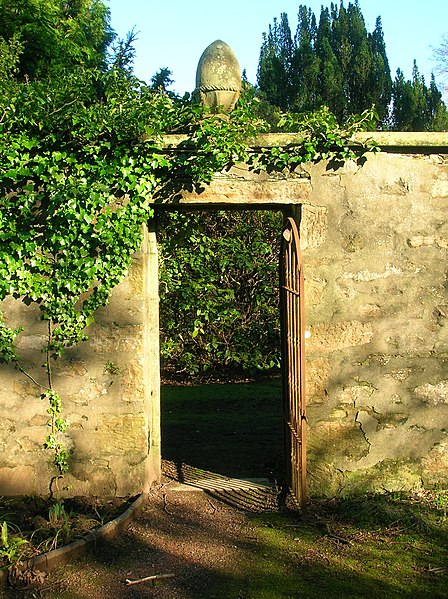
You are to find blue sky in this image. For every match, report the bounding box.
[107,0,448,96]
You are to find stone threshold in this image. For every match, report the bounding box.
[171,476,272,492]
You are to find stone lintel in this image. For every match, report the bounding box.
[155,178,311,206]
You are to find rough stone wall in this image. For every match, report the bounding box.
[0,229,160,497]
[0,138,447,499]
[301,152,448,495]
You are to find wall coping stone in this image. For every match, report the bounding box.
[160,132,448,152]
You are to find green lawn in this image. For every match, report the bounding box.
[161,380,284,478]
[240,491,448,599]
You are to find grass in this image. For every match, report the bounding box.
[162,381,448,598]
[2,381,447,597]
[228,489,448,599]
[162,379,284,478]
[25,490,448,599]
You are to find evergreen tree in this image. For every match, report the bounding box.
[346,1,372,115]
[150,67,174,93]
[257,15,294,110]
[428,73,448,130]
[330,1,351,110]
[290,6,319,112]
[315,7,344,117]
[0,0,115,79]
[391,62,448,131]
[256,2,397,126]
[368,17,392,123]
[257,2,448,130]
[109,27,138,75]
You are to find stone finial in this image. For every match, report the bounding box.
[194,40,241,113]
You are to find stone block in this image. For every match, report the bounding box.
[0,466,35,495]
[414,380,448,405]
[121,359,145,403]
[305,357,330,403]
[108,456,146,496]
[308,420,369,462]
[421,441,448,486]
[306,321,373,354]
[88,324,144,354]
[432,178,448,198]
[407,235,448,248]
[307,462,346,497]
[343,461,423,495]
[304,276,327,306]
[337,385,376,408]
[300,205,328,249]
[94,413,147,455]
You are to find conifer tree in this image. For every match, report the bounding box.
[290,6,319,112]
[368,17,392,122]
[257,15,294,110]
[345,1,371,115]
[391,62,448,131]
[256,2,398,126]
[315,7,344,117]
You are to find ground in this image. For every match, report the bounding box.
[2,463,448,599]
[3,465,278,599]
[1,381,447,597]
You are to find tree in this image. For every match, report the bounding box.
[257,15,294,110]
[330,1,352,114]
[257,2,448,130]
[433,33,448,78]
[427,73,448,130]
[315,7,345,117]
[257,2,392,123]
[150,67,174,92]
[345,1,372,114]
[368,17,392,123]
[390,61,448,131]
[109,27,138,74]
[0,0,114,79]
[291,6,319,112]
[158,210,283,380]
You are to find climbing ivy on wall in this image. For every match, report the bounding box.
[0,65,378,480]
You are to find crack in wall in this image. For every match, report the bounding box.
[355,409,378,449]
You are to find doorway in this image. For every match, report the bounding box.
[155,207,306,505]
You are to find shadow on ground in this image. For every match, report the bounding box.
[161,380,284,480]
[3,483,448,599]
[2,382,447,598]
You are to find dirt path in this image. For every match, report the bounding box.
[4,467,282,599]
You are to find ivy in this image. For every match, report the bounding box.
[0,65,378,483]
[249,105,379,171]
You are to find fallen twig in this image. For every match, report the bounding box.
[325,523,353,546]
[126,573,175,586]
[163,493,174,515]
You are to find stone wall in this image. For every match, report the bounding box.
[169,135,448,496]
[0,227,160,497]
[0,133,447,498]
[301,151,448,495]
